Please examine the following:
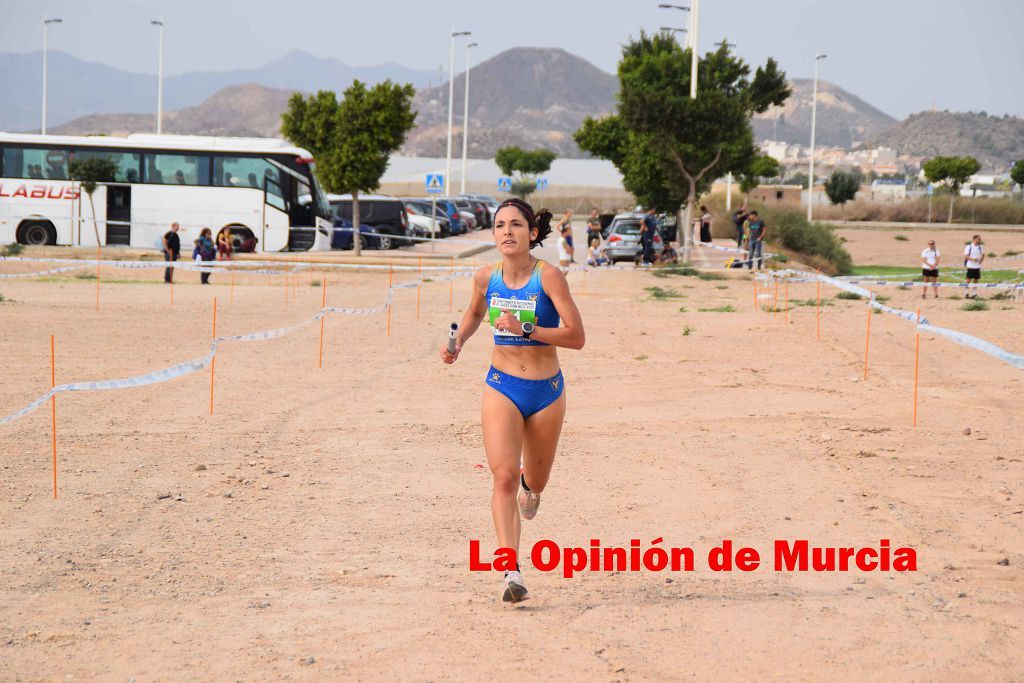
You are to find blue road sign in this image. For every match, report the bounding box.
[926,184,934,196]
[497,176,512,192]
[535,177,549,190]
[426,173,444,194]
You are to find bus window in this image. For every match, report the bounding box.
[213,156,285,202]
[143,153,210,185]
[2,146,70,180]
[73,149,141,183]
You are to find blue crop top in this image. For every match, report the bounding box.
[486,260,560,346]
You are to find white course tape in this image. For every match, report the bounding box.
[0,264,91,278]
[1,255,479,273]
[0,270,473,426]
[763,269,1024,369]
[697,241,777,258]
[916,323,1024,370]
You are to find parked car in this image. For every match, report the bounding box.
[402,199,451,238]
[603,213,664,263]
[331,216,382,251]
[327,194,410,249]
[438,197,479,230]
[433,199,467,234]
[455,195,490,229]
[461,193,500,221]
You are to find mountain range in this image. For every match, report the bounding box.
[6,48,1022,169]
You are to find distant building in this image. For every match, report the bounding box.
[747,184,804,204]
[870,178,907,201]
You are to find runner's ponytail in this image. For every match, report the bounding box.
[532,208,553,248]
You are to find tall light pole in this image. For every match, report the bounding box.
[807,53,827,221]
[446,30,471,193]
[151,19,164,134]
[41,18,62,134]
[460,42,478,194]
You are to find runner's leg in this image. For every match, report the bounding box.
[521,391,566,494]
[482,386,525,558]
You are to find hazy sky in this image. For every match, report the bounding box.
[4,0,1023,119]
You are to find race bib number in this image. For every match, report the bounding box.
[489,296,538,337]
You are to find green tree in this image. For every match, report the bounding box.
[575,35,790,261]
[494,146,557,199]
[1010,159,1024,202]
[922,155,981,223]
[823,171,862,215]
[738,155,781,199]
[281,80,416,255]
[68,157,117,246]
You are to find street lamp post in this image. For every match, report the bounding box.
[807,53,827,221]
[151,19,164,134]
[658,4,691,49]
[446,30,471,194]
[41,18,62,134]
[460,42,478,195]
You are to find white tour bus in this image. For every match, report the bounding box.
[0,133,333,252]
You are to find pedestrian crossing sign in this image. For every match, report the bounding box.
[498,176,512,192]
[426,173,444,194]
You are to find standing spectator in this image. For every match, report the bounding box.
[586,208,603,244]
[639,207,658,266]
[586,237,610,267]
[217,228,233,260]
[920,239,940,299]
[557,209,574,233]
[743,210,768,270]
[558,226,573,268]
[699,205,712,244]
[162,222,181,284]
[197,228,216,285]
[731,204,749,247]
[963,234,984,298]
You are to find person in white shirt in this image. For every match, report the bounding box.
[920,240,941,299]
[963,234,985,299]
[557,226,573,269]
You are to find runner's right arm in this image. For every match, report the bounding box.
[440,266,490,364]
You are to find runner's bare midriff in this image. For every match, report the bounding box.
[491,344,560,380]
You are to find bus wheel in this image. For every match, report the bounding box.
[228,227,254,252]
[19,220,57,246]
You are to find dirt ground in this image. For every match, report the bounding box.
[835,228,1024,268]
[1,254,1022,681]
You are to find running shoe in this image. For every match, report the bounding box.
[518,487,541,520]
[503,570,529,603]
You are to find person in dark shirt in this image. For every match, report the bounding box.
[731,204,749,247]
[196,228,216,284]
[743,211,768,270]
[162,222,181,283]
[640,207,658,266]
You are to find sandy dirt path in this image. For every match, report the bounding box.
[1,261,1021,680]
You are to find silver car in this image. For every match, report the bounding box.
[603,213,664,263]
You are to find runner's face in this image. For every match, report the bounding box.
[493,206,536,255]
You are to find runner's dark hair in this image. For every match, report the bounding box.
[494,198,552,248]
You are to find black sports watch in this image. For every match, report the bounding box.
[521,322,535,339]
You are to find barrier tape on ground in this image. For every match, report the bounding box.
[0,269,474,426]
[697,241,778,258]
[761,270,1024,369]
[0,264,91,278]
[0,255,479,273]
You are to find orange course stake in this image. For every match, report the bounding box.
[170,278,174,306]
[318,277,327,369]
[863,300,873,380]
[230,262,235,305]
[816,275,822,341]
[449,256,454,313]
[773,280,779,317]
[913,307,921,427]
[50,334,57,499]
[753,280,758,311]
[417,256,422,320]
[210,297,217,416]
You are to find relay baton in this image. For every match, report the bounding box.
[447,323,459,354]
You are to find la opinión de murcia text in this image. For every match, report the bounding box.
[469,539,918,577]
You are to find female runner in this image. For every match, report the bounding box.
[440,198,585,603]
